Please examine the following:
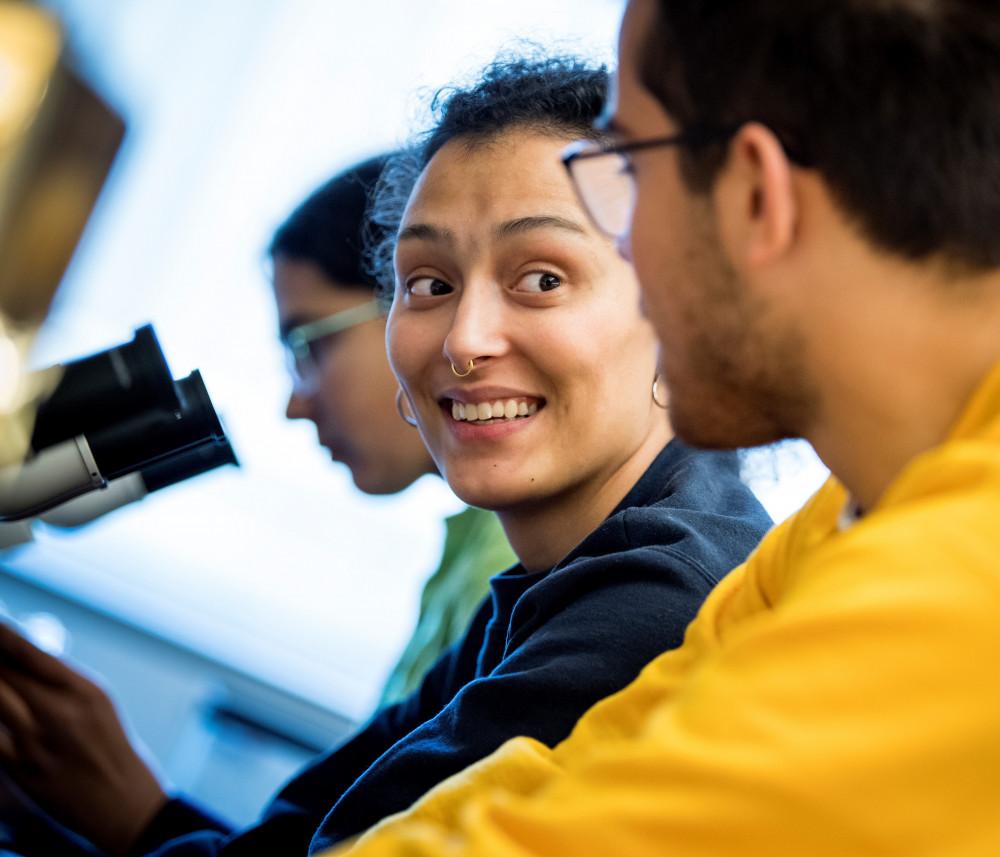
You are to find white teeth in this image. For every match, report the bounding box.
[451,398,541,422]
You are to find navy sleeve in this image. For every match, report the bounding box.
[128,799,231,855]
[4,806,104,856]
[135,601,494,857]
[307,545,715,852]
[125,444,767,857]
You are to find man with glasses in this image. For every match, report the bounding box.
[320,1,1000,854]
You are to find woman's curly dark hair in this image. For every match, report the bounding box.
[365,52,609,299]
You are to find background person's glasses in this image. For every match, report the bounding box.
[561,127,737,240]
[282,298,383,388]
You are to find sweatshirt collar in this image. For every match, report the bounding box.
[946,358,1000,443]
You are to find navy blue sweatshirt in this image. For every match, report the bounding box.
[120,441,771,856]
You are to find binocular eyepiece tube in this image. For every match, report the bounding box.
[0,325,237,524]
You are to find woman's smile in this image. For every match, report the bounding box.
[439,384,545,439]
[440,399,544,443]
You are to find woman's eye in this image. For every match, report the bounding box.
[515,272,562,293]
[407,276,453,297]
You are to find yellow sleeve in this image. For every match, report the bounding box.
[329,494,1000,857]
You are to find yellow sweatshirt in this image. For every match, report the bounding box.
[328,360,1000,857]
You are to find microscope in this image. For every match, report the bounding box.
[0,324,238,545]
[0,3,237,542]
[0,8,238,853]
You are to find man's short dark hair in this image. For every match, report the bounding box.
[639,0,1000,270]
[367,53,609,294]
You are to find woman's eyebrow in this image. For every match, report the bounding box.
[494,215,586,240]
[397,223,456,245]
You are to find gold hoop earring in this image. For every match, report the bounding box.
[652,375,669,410]
[450,359,475,378]
[395,387,419,427]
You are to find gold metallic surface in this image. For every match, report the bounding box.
[0,3,124,466]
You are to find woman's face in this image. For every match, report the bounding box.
[272,257,433,495]
[387,130,667,511]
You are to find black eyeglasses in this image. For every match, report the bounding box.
[561,126,739,240]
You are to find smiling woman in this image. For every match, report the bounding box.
[389,130,672,568]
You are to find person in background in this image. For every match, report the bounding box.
[0,55,770,857]
[268,154,516,706]
[313,1,1000,855]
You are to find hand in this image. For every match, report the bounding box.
[0,622,168,857]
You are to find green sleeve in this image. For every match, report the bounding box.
[378,507,516,707]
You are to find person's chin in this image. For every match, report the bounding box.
[442,468,539,512]
[668,390,768,450]
[320,435,350,462]
[351,473,398,496]
[322,442,373,488]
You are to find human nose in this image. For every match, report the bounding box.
[441,284,508,372]
[285,388,312,421]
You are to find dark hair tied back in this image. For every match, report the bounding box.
[270,153,394,293]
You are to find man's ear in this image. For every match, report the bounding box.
[712,122,798,273]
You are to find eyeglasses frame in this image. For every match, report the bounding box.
[561,123,811,239]
[561,125,740,238]
[282,298,383,380]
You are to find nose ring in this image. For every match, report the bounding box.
[450,359,476,378]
